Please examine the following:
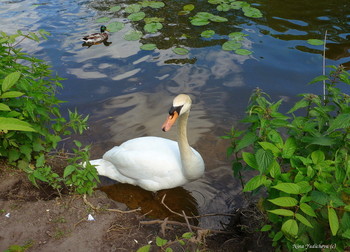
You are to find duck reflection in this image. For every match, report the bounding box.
[99,182,199,225]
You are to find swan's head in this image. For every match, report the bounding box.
[162,94,192,132]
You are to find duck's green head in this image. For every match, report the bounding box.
[100,25,107,32]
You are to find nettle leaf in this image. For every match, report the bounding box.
[307,39,324,46]
[311,150,325,164]
[140,43,157,50]
[327,113,350,133]
[243,174,266,192]
[144,22,163,33]
[0,117,37,132]
[282,137,297,159]
[272,183,301,194]
[2,71,21,92]
[96,17,110,23]
[201,30,215,38]
[282,219,298,238]
[235,131,257,152]
[255,148,274,174]
[123,30,143,41]
[242,152,258,169]
[288,98,309,113]
[259,142,280,155]
[128,12,146,21]
[268,209,294,217]
[107,22,125,32]
[308,75,329,85]
[328,207,339,236]
[268,197,298,207]
[295,213,313,228]
[172,47,189,55]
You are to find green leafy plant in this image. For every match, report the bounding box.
[223,65,350,251]
[0,30,98,194]
[137,232,203,252]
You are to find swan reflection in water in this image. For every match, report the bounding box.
[99,183,199,224]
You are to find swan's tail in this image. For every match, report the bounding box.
[88,159,116,178]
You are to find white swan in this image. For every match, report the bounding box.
[89,94,205,191]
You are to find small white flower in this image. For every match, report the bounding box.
[5,213,10,218]
[87,214,95,221]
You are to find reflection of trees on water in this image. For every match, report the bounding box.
[252,0,350,66]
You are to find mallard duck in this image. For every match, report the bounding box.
[89,94,205,192]
[82,25,109,44]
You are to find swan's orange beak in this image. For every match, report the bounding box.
[162,111,179,132]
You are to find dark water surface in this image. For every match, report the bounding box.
[1,0,349,228]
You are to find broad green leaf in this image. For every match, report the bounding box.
[128,12,146,21]
[144,17,164,24]
[125,4,141,13]
[2,71,21,92]
[183,4,194,11]
[235,49,252,55]
[156,236,167,246]
[281,219,298,237]
[235,131,257,152]
[141,1,165,8]
[302,136,336,146]
[311,150,325,164]
[282,137,297,158]
[109,5,121,12]
[272,183,301,194]
[210,15,228,22]
[217,3,231,12]
[243,175,266,192]
[140,43,157,50]
[267,130,283,146]
[63,165,76,178]
[136,244,151,252]
[144,22,163,33]
[96,17,110,23]
[311,190,328,205]
[222,41,241,51]
[308,75,329,85]
[273,231,283,242]
[242,152,258,169]
[195,12,214,19]
[288,98,309,113]
[307,39,324,46]
[201,30,215,38]
[0,117,36,132]
[295,213,313,228]
[228,32,247,41]
[230,1,249,10]
[258,142,280,155]
[123,30,143,41]
[328,207,339,236]
[0,103,11,111]
[190,18,210,26]
[0,91,24,98]
[268,197,298,207]
[269,160,281,178]
[327,113,350,133]
[182,232,194,239]
[107,22,125,32]
[268,209,294,216]
[342,229,350,239]
[260,225,271,231]
[255,148,274,174]
[242,6,263,18]
[172,47,189,55]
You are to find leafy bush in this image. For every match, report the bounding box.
[0,30,98,194]
[224,65,350,251]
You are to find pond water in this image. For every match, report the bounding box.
[1,0,349,229]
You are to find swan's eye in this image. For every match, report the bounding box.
[169,105,183,116]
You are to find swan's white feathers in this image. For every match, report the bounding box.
[89,94,205,191]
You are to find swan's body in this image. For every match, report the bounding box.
[90,94,205,191]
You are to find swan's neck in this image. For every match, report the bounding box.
[177,112,202,180]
